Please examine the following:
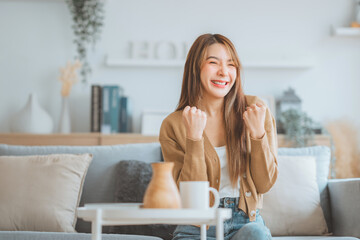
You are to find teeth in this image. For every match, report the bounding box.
[213,81,226,85]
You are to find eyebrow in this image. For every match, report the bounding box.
[206,56,234,62]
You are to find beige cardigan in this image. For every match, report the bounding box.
[159,95,278,222]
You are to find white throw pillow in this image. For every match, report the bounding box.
[0,154,92,232]
[261,155,328,236]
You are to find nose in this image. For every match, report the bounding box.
[218,63,229,77]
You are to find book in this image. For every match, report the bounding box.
[119,96,132,133]
[109,86,120,133]
[101,86,111,134]
[90,85,102,132]
[101,85,121,134]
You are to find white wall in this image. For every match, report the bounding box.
[0,0,359,134]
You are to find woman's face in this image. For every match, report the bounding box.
[200,43,237,100]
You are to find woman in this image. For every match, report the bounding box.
[159,33,278,240]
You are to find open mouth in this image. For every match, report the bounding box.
[211,80,229,88]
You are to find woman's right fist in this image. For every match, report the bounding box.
[182,106,207,141]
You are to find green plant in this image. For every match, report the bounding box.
[65,0,105,83]
[279,109,316,147]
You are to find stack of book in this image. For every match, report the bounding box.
[90,85,132,133]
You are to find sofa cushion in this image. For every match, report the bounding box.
[0,154,92,232]
[109,160,176,240]
[0,143,162,233]
[261,155,328,235]
[278,146,332,232]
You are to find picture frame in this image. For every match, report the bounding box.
[141,110,171,135]
[258,95,276,118]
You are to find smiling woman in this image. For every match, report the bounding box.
[200,43,237,99]
[159,34,278,240]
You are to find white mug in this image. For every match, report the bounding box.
[180,181,220,209]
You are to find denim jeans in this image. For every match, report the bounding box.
[172,197,272,240]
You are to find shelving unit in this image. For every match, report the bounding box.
[0,133,331,148]
[333,27,360,37]
[0,133,158,146]
[106,57,315,70]
[243,60,314,69]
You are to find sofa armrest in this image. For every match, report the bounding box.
[328,178,360,238]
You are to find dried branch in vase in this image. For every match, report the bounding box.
[58,60,82,97]
[325,119,360,178]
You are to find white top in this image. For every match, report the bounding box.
[214,146,240,198]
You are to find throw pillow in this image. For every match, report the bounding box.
[278,146,332,233]
[109,160,176,240]
[261,155,328,236]
[0,142,163,234]
[0,154,92,232]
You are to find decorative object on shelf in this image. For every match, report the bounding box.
[65,0,105,83]
[143,162,181,209]
[279,109,316,147]
[276,88,302,134]
[276,87,302,116]
[276,87,322,147]
[128,41,189,60]
[10,93,53,134]
[58,60,82,133]
[58,97,71,134]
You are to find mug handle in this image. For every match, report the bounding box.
[209,187,220,209]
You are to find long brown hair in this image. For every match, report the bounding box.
[176,33,247,187]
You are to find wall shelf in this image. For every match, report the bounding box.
[243,61,314,69]
[333,27,360,37]
[0,133,331,147]
[106,57,314,69]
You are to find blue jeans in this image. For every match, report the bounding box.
[172,197,272,240]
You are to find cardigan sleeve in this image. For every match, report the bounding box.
[249,103,278,194]
[159,116,208,188]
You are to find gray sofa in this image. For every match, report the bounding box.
[0,143,359,240]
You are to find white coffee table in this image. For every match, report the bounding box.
[77,203,232,240]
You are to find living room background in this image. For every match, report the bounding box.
[0,0,359,138]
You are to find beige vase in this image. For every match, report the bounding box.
[143,162,181,208]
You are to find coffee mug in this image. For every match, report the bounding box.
[180,181,220,209]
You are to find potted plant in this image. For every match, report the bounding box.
[65,0,105,83]
[279,109,317,147]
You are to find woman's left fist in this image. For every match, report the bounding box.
[243,103,266,139]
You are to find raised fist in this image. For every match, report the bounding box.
[243,103,266,139]
[182,106,207,141]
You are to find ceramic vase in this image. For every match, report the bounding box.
[58,97,71,133]
[143,162,181,208]
[10,93,53,133]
